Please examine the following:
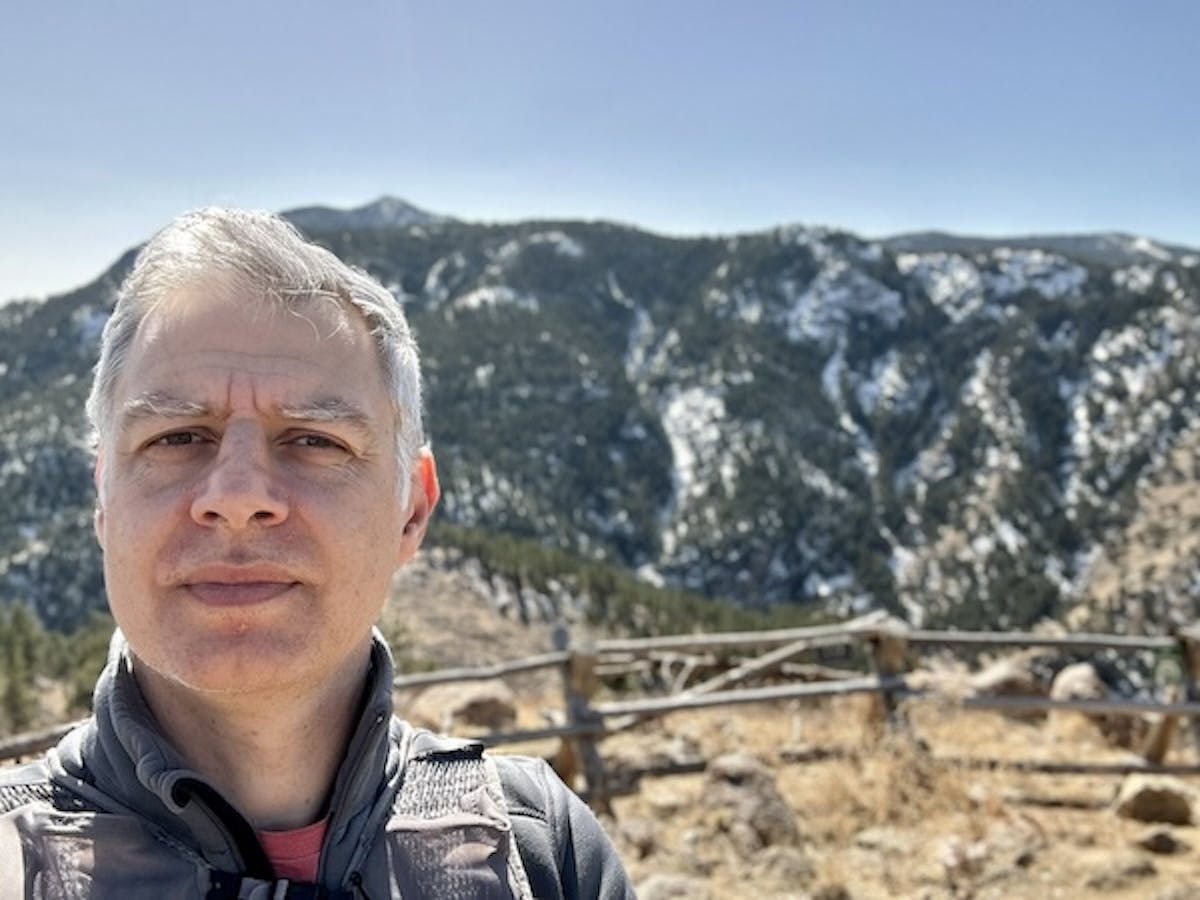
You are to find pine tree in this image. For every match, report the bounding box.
[0,605,42,732]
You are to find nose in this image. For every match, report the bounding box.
[190,427,289,530]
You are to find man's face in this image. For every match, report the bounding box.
[94,284,436,697]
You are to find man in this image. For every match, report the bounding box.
[0,208,634,898]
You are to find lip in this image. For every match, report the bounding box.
[185,581,298,607]
[181,565,300,608]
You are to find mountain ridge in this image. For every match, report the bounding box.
[282,196,450,232]
[2,201,1198,636]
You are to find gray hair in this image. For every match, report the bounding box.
[85,207,425,486]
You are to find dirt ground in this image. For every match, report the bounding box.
[383,557,1200,898]
[562,698,1200,899]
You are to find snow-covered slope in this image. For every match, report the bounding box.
[3,205,1199,632]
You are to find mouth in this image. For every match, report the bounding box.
[185,581,298,607]
[181,565,301,608]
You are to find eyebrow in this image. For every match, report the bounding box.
[118,391,377,437]
[277,397,376,435]
[118,391,210,427]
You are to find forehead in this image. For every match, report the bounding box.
[113,285,389,413]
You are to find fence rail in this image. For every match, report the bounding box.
[907,629,1178,651]
[5,614,1200,809]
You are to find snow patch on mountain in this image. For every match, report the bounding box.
[423,252,468,305]
[1127,236,1173,263]
[624,311,661,389]
[452,285,539,313]
[854,350,929,417]
[660,385,727,506]
[711,283,766,325]
[1064,307,1196,512]
[984,249,1087,300]
[607,271,634,309]
[895,252,985,322]
[965,350,1027,451]
[1112,265,1158,293]
[782,260,904,343]
[491,231,585,267]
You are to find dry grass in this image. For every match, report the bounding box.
[378,555,1200,896]
[599,697,1200,899]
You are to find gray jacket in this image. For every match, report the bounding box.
[0,634,633,899]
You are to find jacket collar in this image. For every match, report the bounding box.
[50,629,407,881]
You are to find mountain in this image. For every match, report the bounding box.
[882,231,1196,269]
[2,199,1199,634]
[282,196,449,232]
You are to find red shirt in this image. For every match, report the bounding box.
[257,818,328,883]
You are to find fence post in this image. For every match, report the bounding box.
[865,617,910,733]
[552,627,611,814]
[1176,625,1200,752]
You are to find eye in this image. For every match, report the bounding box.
[289,433,350,453]
[148,430,207,448]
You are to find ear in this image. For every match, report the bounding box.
[395,449,439,566]
[93,452,106,550]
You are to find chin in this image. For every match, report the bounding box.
[149,633,321,696]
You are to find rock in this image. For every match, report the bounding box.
[636,874,712,900]
[854,826,916,857]
[1114,774,1196,825]
[1049,661,1148,748]
[701,753,800,855]
[617,816,658,860]
[810,885,853,900]
[1084,853,1157,890]
[677,829,719,877]
[606,732,704,793]
[645,790,685,817]
[938,835,990,880]
[758,845,816,884]
[1050,662,1107,701]
[405,680,517,732]
[966,654,1043,718]
[1135,826,1191,855]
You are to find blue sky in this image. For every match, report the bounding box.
[2,0,1197,299]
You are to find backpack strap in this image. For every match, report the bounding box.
[482,755,534,900]
[391,731,534,899]
[0,761,95,815]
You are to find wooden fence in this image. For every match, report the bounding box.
[5,612,1200,810]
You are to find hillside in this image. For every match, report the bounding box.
[2,199,1200,635]
[3,540,1200,898]
[603,701,1200,898]
[386,550,1200,898]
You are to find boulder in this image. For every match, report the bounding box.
[969,655,1041,697]
[758,845,815,884]
[616,816,658,860]
[1083,852,1157,891]
[700,752,800,855]
[405,680,517,733]
[605,732,704,793]
[1114,774,1196,825]
[1135,827,1191,855]
[636,874,711,900]
[855,825,918,857]
[1049,662,1106,701]
[1048,662,1148,748]
[966,653,1044,719]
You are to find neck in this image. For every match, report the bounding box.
[133,643,373,831]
